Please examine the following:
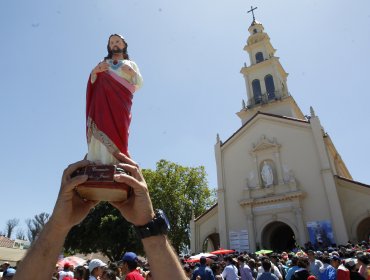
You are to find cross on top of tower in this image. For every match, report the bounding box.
[247,6,258,21]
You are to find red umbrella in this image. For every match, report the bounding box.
[185,253,217,263]
[210,248,235,255]
[57,256,86,269]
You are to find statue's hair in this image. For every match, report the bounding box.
[104,34,130,60]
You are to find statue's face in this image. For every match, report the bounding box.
[109,35,126,54]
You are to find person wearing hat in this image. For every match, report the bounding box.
[120,252,144,280]
[2,268,16,279]
[12,154,187,280]
[88,259,107,280]
[59,262,74,280]
[191,256,215,280]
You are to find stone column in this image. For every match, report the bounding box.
[294,207,306,247]
[215,140,228,248]
[246,213,256,252]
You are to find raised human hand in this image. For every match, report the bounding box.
[109,153,155,226]
[49,159,98,232]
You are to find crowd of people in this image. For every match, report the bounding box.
[178,242,370,280]
[1,241,369,280]
[51,251,152,280]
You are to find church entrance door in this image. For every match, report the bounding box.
[261,221,295,252]
[357,217,370,242]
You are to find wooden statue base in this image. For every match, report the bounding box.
[71,165,132,202]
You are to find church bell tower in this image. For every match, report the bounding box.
[237,12,305,124]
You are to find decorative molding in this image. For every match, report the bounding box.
[239,191,305,207]
[251,135,281,155]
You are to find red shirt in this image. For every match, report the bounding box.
[337,265,350,280]
[125,269,145,280]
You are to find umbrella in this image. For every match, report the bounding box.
[185,253,217,263]
[57,256,86,269]
[210,248,236,255]
[255,249,273,255]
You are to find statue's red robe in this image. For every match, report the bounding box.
[86,71,133,159]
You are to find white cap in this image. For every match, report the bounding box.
[88,259,107,272]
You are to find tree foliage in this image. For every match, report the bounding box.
[5,218,19,239]
[142,159,214,253]
[26,212,49,243]
[64,202,142,261]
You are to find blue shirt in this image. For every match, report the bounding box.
[240,263,255,280]
[286,266,300,280]
[309,259,323,280]
[192,264,215,280]
[320,265,336,280]
[257,272,279,280]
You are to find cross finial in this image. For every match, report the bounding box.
[247,6,258,21]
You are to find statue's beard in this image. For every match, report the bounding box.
[111,47,125,54]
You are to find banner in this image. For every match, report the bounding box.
[306,220,335,248]
[229,229,249,252]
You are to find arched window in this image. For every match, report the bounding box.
[252,79,262,104]
[264,74,275,100]
[255,52,264,63]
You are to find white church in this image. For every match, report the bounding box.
[190,16,370,254]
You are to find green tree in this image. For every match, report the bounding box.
[143,159,214,253]
[64,202,142,261]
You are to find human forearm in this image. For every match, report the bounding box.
[14,219,70,280]
[142,235,187,280]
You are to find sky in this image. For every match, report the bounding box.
[0,0,369,237]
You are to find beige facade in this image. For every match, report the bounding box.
[190,19,370,254]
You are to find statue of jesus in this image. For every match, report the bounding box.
[86,34,143,164]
